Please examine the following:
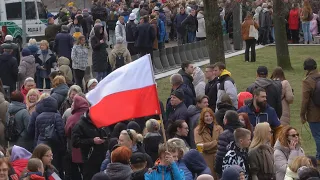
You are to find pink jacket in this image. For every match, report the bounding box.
[310,13,319,35]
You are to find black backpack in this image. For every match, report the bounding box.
[312,76,320,107]
[5,112,22,141]
[115,53,125,69]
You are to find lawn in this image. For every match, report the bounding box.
[156,46,320,156]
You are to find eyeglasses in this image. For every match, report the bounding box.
[288,134,299,138]
[127,129,133,141]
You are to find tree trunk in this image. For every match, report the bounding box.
[273,0,292,69]
[204,0,225,64]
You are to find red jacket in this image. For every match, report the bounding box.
[11,159,28,178]
[288,8,300,30]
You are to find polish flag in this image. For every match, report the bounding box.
[86,54,161,128]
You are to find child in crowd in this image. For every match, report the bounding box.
[73,27,83,41]
[221,165,246,180]
[222,128,251,179]
[21,158,45,180]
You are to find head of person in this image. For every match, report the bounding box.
[111,146,132,164]
[190,8,196,16]
[270,67,286,81]
[26,89,41,104]
[145,119,160,133]
[278,126,300,147]
[129,13,136,21]
[31,144,53,167]
[52,75,66,88]
[0,158,10,180]
[116,37,124,45]
[142,15,149,23]
[170,89,184,106]
[1,43,13,54]
[169,120,189,138]
[292,3,299,9]
[298,166,320,180]
[21,48,31,57]
[170,74,183,90]
[246,12,253,19]
[24,77,36,91]
[48,17,55,24]
[118,16,125,24]
[249,122,272,149]
[130,152,147,172]
[196,95,209,109]
[39,40,49,51]
[253,87,267,110]
[27,158,44,174]
[223,110,239,126]
[196,174,214,180]
[199,107,217,128]
[221,165,246,180]
[205,64,216,80]
[68,85,82,101]
[87,78,98,92]
[158,143,179,166]
[119,129,143,149]
[11,91,24,103]
[181,61,194,75]
[28,38,37,46]
[77,35,86,46]
[289,156,313,173]
[180,6,185,14]
[213,62,226,77]
[234,128,251,149]
[256,66,268,78]
[49,71,64,83]
[167,138,189,159]
[221,94,232,105]
[238,113,252,133]
[303,58,317,74]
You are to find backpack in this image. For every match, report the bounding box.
[219,76,235,91]
[311,76,320,107]
[5,112,22,141]
[115,53,125,69]
[44,114,60,143]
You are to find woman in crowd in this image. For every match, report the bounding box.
[69,15,84,36]
[196,11,206,41]
[7,145,32,178]
[50,75,69,110]
[0,79,9,147]
[168,120,190,148]
[106,146,132,180]
[194,108,223,178]
[0,157,13,180]
[248,122,275,180]
[238,113,253,134]
[25,89,41,115]
[60,85,82,118]
[143,119,162,162]
[271,67,294,125]
[193,67,206,97]
[35,40,57,89]
[27,38,39,56]
[71,35,88,90]
[31,144,59,180]
[241,12,259,62]
[300,0,313,44]
[274,126,305,180]
[284,156,313,180]
[288,3,300,44]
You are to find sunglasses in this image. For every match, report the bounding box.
[288,134,299,138]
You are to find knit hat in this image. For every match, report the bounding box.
[87,78,98,89]
[22,48,31,57]
[1,43,13,50]
[61,25,69,32]
[171,89,184,100]
[129,13,136,20]
[116,37,124,44]
[4,35,13,42]
[256,66,268,76]
[130,152,147,164]
[127,121,141,134]
[221,165,244,180]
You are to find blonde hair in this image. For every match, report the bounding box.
[168,138,189,155]
[249,122,271,150]
[27,158,43,172]
[38,93,50,102]
[289,156,313,173]
[120,129,143,144]
[52,75,66,88]
[28,38,37,45]
[26,89,41,104]
[145,119,160,132]
[118,16,124,21]
[39,40,49,49]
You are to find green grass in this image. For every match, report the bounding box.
[156,46,319,155]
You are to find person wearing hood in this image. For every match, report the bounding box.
[246,66,282,118]
[193,67,206,97]
[130,152,148,180]
[213,62,238,110]
[196,11,206,41]
[8,145,32,178]
[91,24,110,82]
[35,40,57,89]
[288,3,300,44]
[7,91,33,151]
[126,13,138,56]
[242,13,259,62]
[72,110,110,180]
[194,108,223,179]
[215,110,243,178]
[0,80,9,147]
[18,48,36,88]
[65,95,89,180]
[183,149,212,178]
[57,56,73,86]
[187,95,209,149]
[115,16,127,44]
[221,165,246,180]
[60,85,82,120]
[253,6,262,25]
[258,3,272,45]
[50,75,69,110]
[0,35,20,65]
[109,37,131,70]
[54,25,74,63]
[89,19,108,44]
[178,61,196,98]
[215,94,237,128]
[274,126,304,180]
[0,43,18,93]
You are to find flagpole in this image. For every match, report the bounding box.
[147,54,168,151]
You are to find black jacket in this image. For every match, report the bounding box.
[91,25,109,72]
[54,31,74,59]
[0,53,18,92]
[0,41,20,65]
[181,14,198,32]
[135,22,156,48]
[166,102,188,127]
[178,69,196,98]
[91,3,108,21]
[126,21,138,43]
[143,132,163,162]
[131,168,148,180]
[205,78,219,112]
[215,102,237,128]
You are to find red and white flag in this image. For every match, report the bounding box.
[86,54,161,128]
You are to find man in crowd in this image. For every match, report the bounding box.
[54,25,74,61]
[0,43,18,93]
[169,73,195,108]
[131,152,148,180]
[181,8,198,43]
[178,61,196,98]
[135,15,156,57]
[247,66,282,118]
[174,6,188,45]
[166,89,188,128]
[205,64,219,111]
[126,13,138,56]
[300,58,320,163]
[91,0,108,27]
[0,35,20,65]
[45,16,69,50]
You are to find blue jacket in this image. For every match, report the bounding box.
[237,102,281,128]
[50,84,69,110]
[144,162,185,180]
[176,160,193,180]
[183,149,212,176]
[158,19,166,43]
[174,13,188,35]
[54,31,74,58]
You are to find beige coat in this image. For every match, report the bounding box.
[108,44,132,70]
[194,124,223,177]
[0,93,9,146]
[280,80,294,125]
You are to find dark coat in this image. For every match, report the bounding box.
[215,102,237,128]
[135,22,156,48]
[0,41,20,65]
[205,78,219,112]
[215,121,243,176]
[181,14,198,32]
[178,69,196,98]
[45,24,63,42]
[131,168,148,180]
[50,84,69,110]
[186,105,201,149]
[176,84,195,108]
[183,149,212,176]
[54,31,74,58]
[0,53,18,92]
[91,25,109,72]
[91,3,108,22]
[167,102,188,125]
[126,21,138,43]
[143,132,163,162]
[174,12,188,35]
[34,50,56,79]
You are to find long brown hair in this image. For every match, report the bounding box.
[238,113,253,133]
[278,126,300,147]
[302,1,312,14]
[270,67,286,81]
[198,108,217,129]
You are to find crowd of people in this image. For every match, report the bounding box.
[0,0,320,180]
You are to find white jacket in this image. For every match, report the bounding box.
[196,12,206,38]
[284,167,299,180]
[115,21,126,43]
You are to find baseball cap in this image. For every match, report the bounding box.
[130,152,147,164]
[257,66,268,76]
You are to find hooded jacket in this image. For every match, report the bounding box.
[216,70,238,110]
[253,6,262,25]
[27,44,39,56]
[274,140,305,180]
[196,12,206,38]
[106,163,132,180]
[19,55,36,83]
[126,21,138,43]
[0,53,18,92]
[115,21,127,43]
[178,69,196,98]
[193,67,206,97]
[167,102,188,126]
[144,162,185,180]
[247,77,282,118]
[215,102,237,128]
[50,84,69,109]
[108,44,132,70]
[187,105,201,149]
[10,145,32,178]
[57,57,73,84]
[91,25,109,72]
[183,149,212,176]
